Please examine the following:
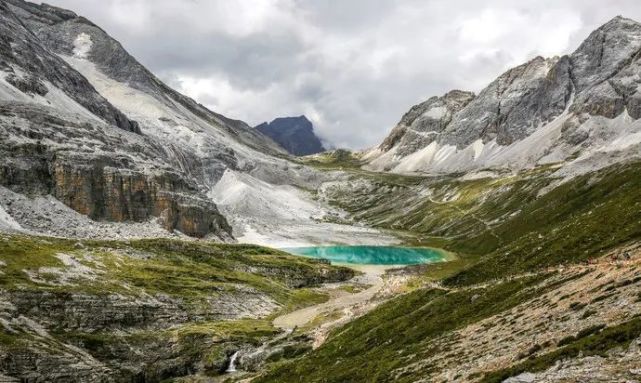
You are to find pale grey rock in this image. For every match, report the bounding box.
[444,56,569,147]
[370,16,641,176]
[0,1,139,133]
[380,90,475,156]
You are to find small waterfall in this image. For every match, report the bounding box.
[226,351,239,373]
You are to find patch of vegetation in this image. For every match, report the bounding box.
[257,275,549,382]
[302,149,364,169]
[480,318,641,383]
[302,310,344,331]
[337,283,371,294]
[447,162,641,286]
[266,343,313,363]
[173,318,279,345]
[581,309,598,319]
[0,235,351,308]
[569,302,587,311]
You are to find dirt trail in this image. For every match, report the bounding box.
[273,264,390,330]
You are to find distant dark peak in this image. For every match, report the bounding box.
[255,115,325,156]
[273,115,310,122]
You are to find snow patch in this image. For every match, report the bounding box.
[471,139,484,160]
[73,33,93,58]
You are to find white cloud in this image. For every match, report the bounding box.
[45,0,641,149]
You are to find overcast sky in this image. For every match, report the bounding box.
[45,0,641,149]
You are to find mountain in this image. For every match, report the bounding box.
[3,2,641,382]
[0,1,361,381]
[0,0,393,244]
[0,0,331,241]
[0,1,235,240]
[366,16,641,176]
[256,16,641,383]
[255,116,326,156]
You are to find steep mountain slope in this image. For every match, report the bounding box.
[366,16,641,176]
[0,0,233,239]
[256,116,326,156]
[0,0,386,244]
[261,154,641,383]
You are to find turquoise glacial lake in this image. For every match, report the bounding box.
[282,246,445,265]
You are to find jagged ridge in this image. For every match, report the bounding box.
[367,16,641,175]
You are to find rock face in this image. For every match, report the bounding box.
[0,0,319,239]
[256,116,326,156]
[0,1,139,133]
[367,16,641,175]
[379,90,476,156]
[0,100,230,238]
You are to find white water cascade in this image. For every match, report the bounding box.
[226,351,239,373]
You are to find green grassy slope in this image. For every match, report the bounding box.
[257,275,550,383]
[448,162,641,285]
[257,161,641,382]
[0,235,353,379]
[0,235,353,300]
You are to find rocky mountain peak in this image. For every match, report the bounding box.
[255,115,326,156]
[379,90,475,153]
[368,16,641,175]
[570,15,641,94]
[0,0,140,133]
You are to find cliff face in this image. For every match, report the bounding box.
[51,164,230,238]
[368,16,641,175]
[256,116,326,156]
[0,0,278,240]
[0,101,230,239]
